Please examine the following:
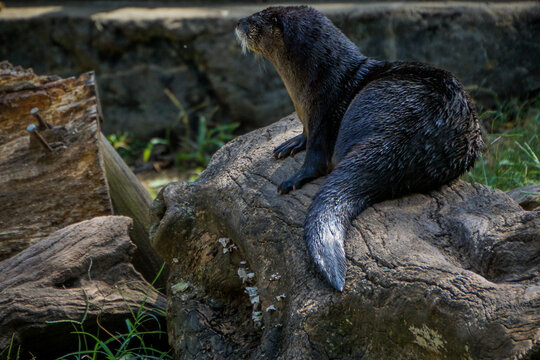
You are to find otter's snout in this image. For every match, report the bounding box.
[235,18,249,54]
[236,18,249,34]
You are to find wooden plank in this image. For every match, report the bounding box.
[100,133,166,288]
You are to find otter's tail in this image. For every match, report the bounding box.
[304,155,374,292]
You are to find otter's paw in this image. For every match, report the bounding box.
[277,178,299,194]
[277,171,311,194]
[273,134,306,159]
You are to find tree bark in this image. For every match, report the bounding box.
[0,216,166,359]
[150,114,539,360]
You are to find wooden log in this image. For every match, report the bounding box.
[0,61,164,286]
[150,114,540,360]
[0,216,166,359]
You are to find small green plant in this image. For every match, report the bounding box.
[54,309,170,360]
[53,265,171,360]
[164,88,239,168]
[465,93,540,190]
[106,90,238,177]
[0,334,22,360]
[106,132,149,165]
[143,138,170,163]
[175,115,239,167]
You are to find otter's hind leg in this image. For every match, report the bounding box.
[274,133,306,159]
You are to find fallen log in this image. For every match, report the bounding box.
[0,216,167,359]
[507,184,540,211]
[0,61,164,286]
[150,114,539,359]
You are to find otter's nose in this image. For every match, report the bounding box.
[236,18,250,33]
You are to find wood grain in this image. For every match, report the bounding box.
[0,61,111,260]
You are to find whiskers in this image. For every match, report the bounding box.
[235,28,248,55]
[255,53,268,73]
[234,27,267,73]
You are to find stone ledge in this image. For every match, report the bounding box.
[1,2,538,136]
[1,2,537,21]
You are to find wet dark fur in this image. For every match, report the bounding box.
[236,6,484,291]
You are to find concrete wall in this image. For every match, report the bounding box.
[1,2,538,137]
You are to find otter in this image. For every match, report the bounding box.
[235,6,484,292]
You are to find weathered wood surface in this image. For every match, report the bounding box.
[507,184,540,211]
[0,216,166,359]
[0,61,111,260]
[0,62,164,286]
[100,132,166,288]
[150,114,540,360]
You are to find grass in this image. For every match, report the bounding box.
[53,308,171,360]
[108,90,238,197]
[0,265,171,360]
[52,264,171,360]
[163,88,239,168]
[0,334,24,360]
[107,90,238,172]
[465,93,540,190]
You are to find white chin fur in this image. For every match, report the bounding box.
[235,28,249,55]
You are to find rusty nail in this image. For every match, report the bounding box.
[27,124,54,152]
[30,107,52,130]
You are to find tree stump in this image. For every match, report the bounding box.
[0,61,164,286]
[0,61,111,259]
[0,216,166,359]
[150,114,539,360]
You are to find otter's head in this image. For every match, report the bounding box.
[235,7,289,59]
[235,6,344,65]
[236,6,357,83]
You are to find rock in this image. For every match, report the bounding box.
[0,216,167,359]
[150,114,539,359]
[0,3,538,136]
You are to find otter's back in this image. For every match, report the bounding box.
[333,64,483,197]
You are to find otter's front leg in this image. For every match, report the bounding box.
[277,135,329,194]
[273,133,306,159]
